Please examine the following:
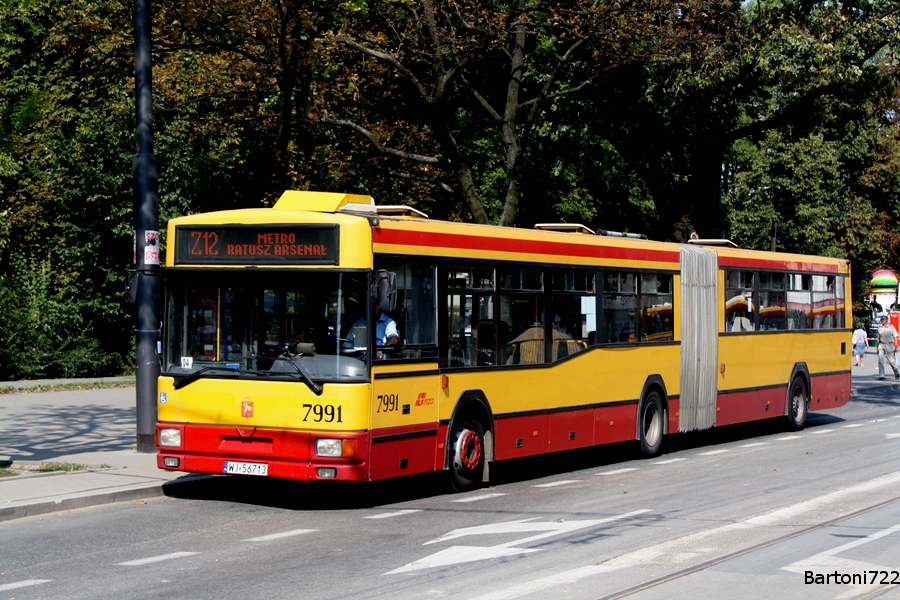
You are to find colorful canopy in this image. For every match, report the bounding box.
[871,269,899,291]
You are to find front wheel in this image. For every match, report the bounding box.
[786,377,808,431]
[640,392,664,457]
[450,419,485,492]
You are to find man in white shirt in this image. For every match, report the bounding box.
[876,315,900,380]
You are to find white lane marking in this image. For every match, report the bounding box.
[698,449,730,456]
[242,529,316,542]
[653,458,687,465]
[739,442,769,448]
[603,471,900,569]
[842,424,864,428]
[783,521,900,599]
[777,435,801,441]
[809,429,834,434]
[468,564,621,600]
[389,509,651,574]
[533,480,581,488]
[365,510,421,519]
[450,493,506,503]
[598,468,638,476]
[118,552,199,566]
[0,580,53,593]
[886,433,900,439]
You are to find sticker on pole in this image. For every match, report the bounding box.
[144,230,160,265]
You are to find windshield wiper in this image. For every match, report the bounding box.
[250,355,324,396]
[173,366,240,390]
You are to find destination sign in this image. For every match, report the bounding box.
[174,225,339,265]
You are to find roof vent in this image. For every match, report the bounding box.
[534,223,596,235]
[597,229,647,240]
[686,238,738,248]
[375,205,429,219]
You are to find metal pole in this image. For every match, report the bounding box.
[132,0,160,453]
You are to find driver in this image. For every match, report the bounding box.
[346,306,399,348]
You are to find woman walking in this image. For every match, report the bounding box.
[852,324,868,367]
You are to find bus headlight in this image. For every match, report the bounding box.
[316,438,342,457]
[315,439,356,458]
[158,428,182,448]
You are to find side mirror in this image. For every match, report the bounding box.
[372,269,397,312]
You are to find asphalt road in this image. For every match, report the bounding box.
[2,388,900,600]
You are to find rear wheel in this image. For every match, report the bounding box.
[450,418,485,492]
[786,377,808,431]
[640,391,664,457]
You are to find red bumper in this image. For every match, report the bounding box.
[156,424,370,481]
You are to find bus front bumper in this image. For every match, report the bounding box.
[156,423,370,482]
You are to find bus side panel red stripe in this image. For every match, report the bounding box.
[810,372,851,411]
[493,413,550,461]
[668,398,680,433]
[549,408,596,452]
[718,256,840,273]
[368,424,440,481]
[594,404,639,445]
[375,228,680,264]
[716,387,787,427]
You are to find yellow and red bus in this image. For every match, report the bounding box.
[156,191,851,489]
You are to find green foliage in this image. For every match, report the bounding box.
[0,255,121,379]
[1,0,900,379]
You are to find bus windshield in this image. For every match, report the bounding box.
[163,270,371,382]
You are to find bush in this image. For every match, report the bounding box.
[0,256,122,380]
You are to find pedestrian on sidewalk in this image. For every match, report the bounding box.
[876,315,900,380]
[852,324,869,367]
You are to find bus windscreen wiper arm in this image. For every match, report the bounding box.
[252,356,324,396]
[173,366,239,390]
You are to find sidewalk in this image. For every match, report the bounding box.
[1,354,897,523]
[0,383,192,522]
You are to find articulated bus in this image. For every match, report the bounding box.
[156,191,851,489]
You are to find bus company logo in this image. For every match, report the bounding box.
[415,392,434,406]
[241,399,254,418]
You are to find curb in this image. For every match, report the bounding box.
[0,482,166,523]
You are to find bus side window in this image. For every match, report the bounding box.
[725,270,755,332]
[374,259,438,359]
[549,268,594,360]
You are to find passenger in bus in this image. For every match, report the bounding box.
[876,315,900,380]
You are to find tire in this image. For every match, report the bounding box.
[639,391,664,457]
[786,377,808,431]
[449,417,486,492]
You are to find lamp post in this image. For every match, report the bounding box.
[132,0,160,453]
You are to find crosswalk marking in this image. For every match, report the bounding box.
[776,435,801,441]
[739,442,768,448]
[598,468,638,476]
[533,480,581,488]
[698,449,730,456]
[117,552,199,566]
[653,458,687,465]
[364,510,422,519]
[842,424,864,428]
[809,429,833,434]
[0,580,53,593]
[451,493,507,503]
[242,529,316,542]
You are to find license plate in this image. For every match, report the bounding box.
[223,461,268,476]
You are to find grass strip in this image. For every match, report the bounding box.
[0,381,135,395]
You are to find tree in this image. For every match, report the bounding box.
[323,0,673,226]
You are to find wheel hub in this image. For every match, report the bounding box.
[454,428,482,472]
